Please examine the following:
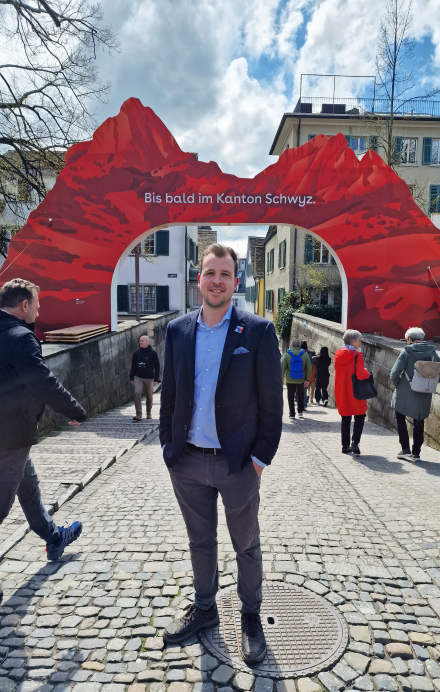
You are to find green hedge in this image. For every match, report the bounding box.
[295,304,342,322]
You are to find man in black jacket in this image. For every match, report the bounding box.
[130,335,160,421]
[0,279,87,603]
[160,244,283,665]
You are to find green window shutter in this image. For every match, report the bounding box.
[330,254,336,265]
[156,285,169,312]
[393,136,403,164]
[430,185,440,214]
[155,230,169,256]
[308,134,317,141]
[304,234,314,264]
[267,252,270,274]
[369,136,378,152]
[345,135,351,147]
[278,243,281,268]
[117,285,129,312]
[283,239,286,267]
[423,138,433,165]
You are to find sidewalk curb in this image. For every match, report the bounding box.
[0,424,159,561]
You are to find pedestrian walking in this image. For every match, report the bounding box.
[0,279,87,605]
[300,341,314,409]
[159,244,283,664]
[307,355,316,404]
[334,329,371,454]
[314,346,331,406]
[281,339,311,419]
[130,335,160,421]
[390,327,440,462]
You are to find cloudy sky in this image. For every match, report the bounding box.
[93,0,440,256]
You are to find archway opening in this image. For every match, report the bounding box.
[110,223,348,333]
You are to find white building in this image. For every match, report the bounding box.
[117,225,199,317]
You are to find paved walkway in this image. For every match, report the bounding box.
[2,392,440,692]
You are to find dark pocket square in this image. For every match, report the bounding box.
[234,347,249,355]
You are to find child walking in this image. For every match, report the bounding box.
[313,346,331,406]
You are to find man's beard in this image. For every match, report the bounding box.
[202,292,230,309]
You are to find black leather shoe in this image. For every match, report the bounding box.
[0,584,2,605]
[342,446,351,454]
[241,613,267,665]
[163,603,219,644]
[350,443,361,455]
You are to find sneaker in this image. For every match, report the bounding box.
[298,412,304,419]
[147,413,152,420]
[241,613,267,665]
[350,443,361,455]
[163,603,219,644]
[323,400,328,407]
[397,449,411,460]
[342,446,351,454]
[411,453,421,462]
[289,415,296,420]
[317,401,322,406]
[133,415,142,422]
[46,522,82,561]
[0,584,2,605]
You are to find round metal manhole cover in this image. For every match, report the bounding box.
[200,581,349,678]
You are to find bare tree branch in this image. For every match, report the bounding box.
[0,0,119,226]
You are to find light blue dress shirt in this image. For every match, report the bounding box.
[187,305,265,467]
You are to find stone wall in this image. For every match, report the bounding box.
[290,313,440,451]
[39,312,178,436]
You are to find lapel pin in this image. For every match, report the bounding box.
[235,325,244,333]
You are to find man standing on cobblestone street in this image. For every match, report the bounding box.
[0,278,87,605]
[159,244,283,665]
[130,334,160,421]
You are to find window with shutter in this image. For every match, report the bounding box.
[278,243,281,268]
[270,248,274,272]
[283,239,286,268]
[308,135,317,141]
[304,235,314,264]
[431,139,440,165]
[267,252,270,274]
[345,135,351,147]
[156,285,169,312]
[430,185,440,214]
[423,138,433,165]
[117,285,129,312]
[155,230,169,256]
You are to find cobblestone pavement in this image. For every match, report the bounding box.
[0,397,160,556]
[2,392,440,692]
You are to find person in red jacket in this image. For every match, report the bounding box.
[334,329,371,455]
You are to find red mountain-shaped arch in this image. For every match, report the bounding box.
[1,97,439,339]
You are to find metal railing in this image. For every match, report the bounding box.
[293,97,440,117]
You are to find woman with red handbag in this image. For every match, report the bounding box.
[334,330,371,455]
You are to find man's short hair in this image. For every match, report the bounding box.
[140,334,149,341]
[343,329,362,345]
[291,338,300,347]
[405,327,425,342]
[0,278,40,308]
[200,244,238,277]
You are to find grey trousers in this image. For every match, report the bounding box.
[169,446,262,613]
[0,447,59,544]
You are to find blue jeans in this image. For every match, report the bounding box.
[0,447,59,544]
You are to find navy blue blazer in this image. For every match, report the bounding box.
[159,305,283,474]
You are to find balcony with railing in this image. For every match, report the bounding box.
[293,97,440,118]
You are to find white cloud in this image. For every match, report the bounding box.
[93,0,440,249]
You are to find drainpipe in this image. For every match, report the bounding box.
[184,226,188,314]
[293,227,297,289]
